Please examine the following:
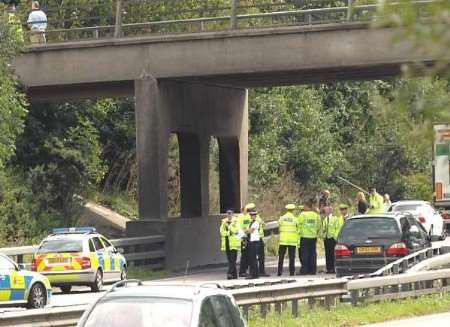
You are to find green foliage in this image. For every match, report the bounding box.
[378,0,450,77]
[0,171,58,246]
[14,102,107,226]
[248,292,450,327]
[0,11,27,168]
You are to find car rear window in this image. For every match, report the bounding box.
[339,218,400,242]
[37,239,83,253]
[83,297,193,327]
[390,204,424,212]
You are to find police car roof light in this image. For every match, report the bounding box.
[52,227,97,234]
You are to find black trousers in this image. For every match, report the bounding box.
[324,238,336,273]
[226,247,238,279]
[258,238,266,274]
[239,241,249,275]
[299,238,317,275]
[278,245,296,276]
[248,241,260,278]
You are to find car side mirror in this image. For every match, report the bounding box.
[116,247,125,254]
[409,226,419,235]
[17,263,25,271]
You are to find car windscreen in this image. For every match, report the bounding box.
[83,297,193,327]
[37,239,83,253]
[339,218,400,242]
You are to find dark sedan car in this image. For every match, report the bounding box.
[335,213,431,277]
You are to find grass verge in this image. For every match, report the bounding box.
[127,265,169,281]
[248,292,450,327]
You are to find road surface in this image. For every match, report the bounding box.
[364,312,450,327]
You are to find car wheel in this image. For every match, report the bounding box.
[120,266,127,281]
[90,270,103,292]
[60,285,72,294]
[27,283,47,309]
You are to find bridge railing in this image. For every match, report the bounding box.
[15,0,434,44]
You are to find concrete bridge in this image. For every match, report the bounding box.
[13,23,428,269]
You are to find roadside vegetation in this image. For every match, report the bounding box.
[248,293,450,327]
[0,0,449,246]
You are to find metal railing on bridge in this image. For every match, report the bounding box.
[12,0,435,44]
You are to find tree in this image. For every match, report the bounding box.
[0,9,27,168]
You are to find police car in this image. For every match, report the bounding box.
[0,253,51,309]
[32,227,127,293]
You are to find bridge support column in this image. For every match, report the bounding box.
[127,78,248,270]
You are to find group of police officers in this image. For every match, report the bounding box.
[220,197,352,279]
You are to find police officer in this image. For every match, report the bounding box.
[256,211,269,277]
[368,187,384,214]
[246,211,261,279]
[220,210,240,279]
[238,203,254,277]
[321,206,344,274]
[298,197,321,275]
[337,204,351,222]
[278,204,299,276]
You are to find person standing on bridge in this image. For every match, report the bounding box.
[298,197,321,275]
[6,1,24,43]
[277,204,299,276]
[220,210,240,280]
[27,1,47,44]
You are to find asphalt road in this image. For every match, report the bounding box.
[1,236,449,315]
[364,312,450,327]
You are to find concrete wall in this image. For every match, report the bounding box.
[165,216,226,270]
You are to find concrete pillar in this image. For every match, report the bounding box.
[178,132,202,218]
[134,74,169,220]
[218,137,241,213]
[129,79,248,269]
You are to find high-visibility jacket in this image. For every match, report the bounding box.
[238,213,252,231]
[298,210,321,239]
[368,192,384,214]
[278,212,299,246]
[220,217,241,251]
[321,214,344,240]
[257,216,264,239]
[8,13,24,43]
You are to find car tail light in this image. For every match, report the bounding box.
[80,257,91,269]
[335,244,352,257]
[419,216,426,224]
[31,258,37,271]
[386,242,408,256]
[442,212,450,220]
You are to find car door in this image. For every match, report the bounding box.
[0,255,26,304]
[92,237,111,278]
[100,237,120,279]
[407,217,430,251]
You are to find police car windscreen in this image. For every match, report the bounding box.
[38,240,83,253]
[339,218,400,242]
[83,297,192,327]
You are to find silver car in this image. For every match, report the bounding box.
[77,281,246,327]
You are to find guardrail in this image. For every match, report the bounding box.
[17,0,434,44]
[347,268,450,305]
[2,268,450,325]
[370,245,450,276]
[0,235,166,269]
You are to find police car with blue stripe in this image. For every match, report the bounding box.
[0,253,51,309]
